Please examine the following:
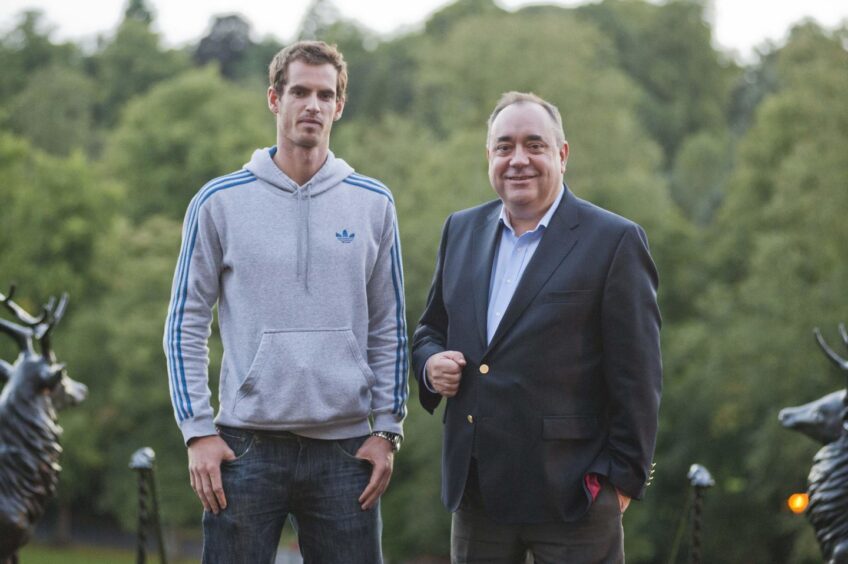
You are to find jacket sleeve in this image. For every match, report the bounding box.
[366,202,408,436]
[601,223,663,500]
[164,198,221,445]
[411,215,453,414]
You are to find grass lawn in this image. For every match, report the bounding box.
[19,543,196,563]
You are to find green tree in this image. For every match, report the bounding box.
[0,10,80,106]
[423,0,504,37]
[578,0,738,163]
[654,22,848,563]
[297,0,345,41]
[91,17,189,126]
[6,64,96,156]
[194,14,253,80]
[670,129,733,225]
[124,0,154,26]
[102,67,269,222]
[0,133,121,304]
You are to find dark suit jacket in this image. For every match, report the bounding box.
[411,186,662,524]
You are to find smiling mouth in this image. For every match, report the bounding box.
[505,175,537,181]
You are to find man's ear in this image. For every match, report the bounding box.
[560,142,569,173]
[334,96,345,121]
[267,86,279,115]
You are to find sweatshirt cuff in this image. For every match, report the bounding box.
[372,412,404,439]
[179,415,217,446]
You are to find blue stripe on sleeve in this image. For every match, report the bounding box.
[392,229,409,413]
[343,174,408,416]
[342,177,395,204]
[166,170,251,420]
[349,172,389,190]
[389,244,408,414]
[166,171,255,421]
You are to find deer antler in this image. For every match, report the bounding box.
[814,326,848,371]
[0,286,67,356]
[1,285,50,326]
[1,286,30,351]
[37,293,68,361]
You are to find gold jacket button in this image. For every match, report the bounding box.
[479,364,489,374]
[467,415,474,424]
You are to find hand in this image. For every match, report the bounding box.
[615,488,631,513]
[425,350,466,397]
[356,435,394,511]
[187,435,236,514]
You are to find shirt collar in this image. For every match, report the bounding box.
[498,186,565,236]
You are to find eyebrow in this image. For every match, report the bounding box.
[495,134,545,143]
[287,84,336,95]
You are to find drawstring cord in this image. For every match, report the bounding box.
[295,183,312,292]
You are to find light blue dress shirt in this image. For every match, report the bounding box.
[486,187,564,344]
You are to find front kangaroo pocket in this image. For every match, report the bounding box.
[233,328,375,427]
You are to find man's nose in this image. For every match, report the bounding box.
[305,93,320,112]
[509,146,529,166]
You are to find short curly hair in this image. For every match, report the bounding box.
[268,40,348,101]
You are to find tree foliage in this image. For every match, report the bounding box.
[194,14,253,80]
[91,18,189,126]
[6,65,96,156]
[103,67,269,221]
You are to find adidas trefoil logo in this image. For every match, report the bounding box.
[335,229,355,244]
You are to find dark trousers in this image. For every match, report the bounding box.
[452,461,624,564]
[202,426,382,564]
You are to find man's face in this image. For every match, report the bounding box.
[487,102,568,220]
[268,60,344,150]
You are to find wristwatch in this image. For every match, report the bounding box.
[370,431,402,452]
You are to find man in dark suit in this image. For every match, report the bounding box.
[412,91,662,563]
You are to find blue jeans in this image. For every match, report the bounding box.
[202,426,383,564]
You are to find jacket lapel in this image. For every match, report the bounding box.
[486,187,581,354]
[471,206,502,349]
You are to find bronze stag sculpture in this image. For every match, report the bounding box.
[779,324,848,564]
[0,287,87,564]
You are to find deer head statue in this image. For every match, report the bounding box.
[0,286,86,407]
[0,285,87,562]
[779,323,848,564]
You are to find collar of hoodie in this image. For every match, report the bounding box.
[245,146,355,292]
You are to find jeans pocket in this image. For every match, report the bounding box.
[217,426,256,463]
[332,435,371,466]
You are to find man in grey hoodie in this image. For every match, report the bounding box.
[163,41,407,563]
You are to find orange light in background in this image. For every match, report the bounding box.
[787,493,809,514]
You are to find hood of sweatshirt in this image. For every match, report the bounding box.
[245,146,354,196]
[244,146,355,291]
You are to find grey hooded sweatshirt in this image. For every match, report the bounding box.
[164,147,408,444]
